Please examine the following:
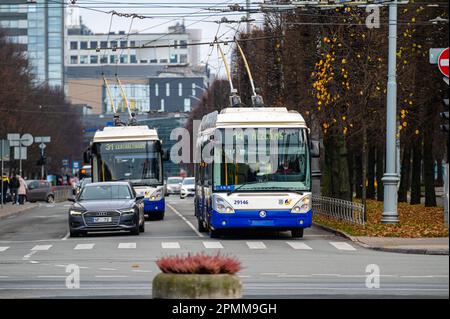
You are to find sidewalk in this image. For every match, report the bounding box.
[0,202,39,220]
[353,236,449,255]
[314,222,449,255]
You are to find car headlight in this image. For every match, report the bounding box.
[69,209,83,216]
[120,208,135,215]
[213,196,234,214]
[291,194,311,214]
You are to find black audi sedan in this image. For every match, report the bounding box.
[68,182,145,237]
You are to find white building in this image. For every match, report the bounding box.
[66,22,201,67]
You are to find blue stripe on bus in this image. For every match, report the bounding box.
[144,198,165,213]
[208,209,312,229]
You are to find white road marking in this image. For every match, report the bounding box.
[286,242,313,250]
[99,268,117,271]
[61,232,70,240]
[0,246,10,252]
[74,243,95,250]
[329,242,356,251]
[278,274,310,278]
[0,276,8,278]
[202,241,223,249]
[118,243,136,249]
[37,276,67,278]
[29,261,39,264]
[23,251,37,260]
[161,242,180,249]
[63,204,71,207]
[260,273,286,276]
[95,275,128,278]
[132,270,152,273]
[238,275,251,278]
[246,242,267,249]
[167,203,204,238]
[31,245,52,251]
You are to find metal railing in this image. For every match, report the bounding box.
[312,194,365,226]
[53,186,74,203]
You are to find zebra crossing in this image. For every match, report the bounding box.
[0,240,358,256]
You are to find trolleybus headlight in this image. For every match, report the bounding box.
[291,195,311,214]
[149,189,163,201]
[213,196,235,214]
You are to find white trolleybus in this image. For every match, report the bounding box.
[85,123,167,220]
[195,106,316,238]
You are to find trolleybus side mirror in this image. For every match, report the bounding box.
[162,149,170,161]
[83,148,91,163]
[310,140,320,158]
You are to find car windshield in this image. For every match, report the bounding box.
[79,184,132,200]
[168,178,182,184]
[183,178,195,185]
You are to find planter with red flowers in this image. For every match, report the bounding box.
[152,252,242,299]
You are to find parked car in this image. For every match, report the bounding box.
[180,177,195,199]
[26,180,55,203]
[68,182,145,237]
[164,176,183,196]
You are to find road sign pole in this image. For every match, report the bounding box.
[381,1,400,224]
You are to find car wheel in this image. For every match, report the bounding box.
[69,229,81,237]
[139,220,145,233]
[131,220,140,235]
[291,228,304,238]
[158,211,165,220]
[47,195,55,203]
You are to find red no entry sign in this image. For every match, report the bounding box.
[438,47,449,78]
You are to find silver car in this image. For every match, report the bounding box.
[165,177,183,196]
[180,177,195,199]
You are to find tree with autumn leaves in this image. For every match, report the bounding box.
[227,1,448,207]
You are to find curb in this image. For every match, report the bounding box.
[0,204,39,221]
[313,222,449,256]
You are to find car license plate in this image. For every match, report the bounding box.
[93,217,112,223]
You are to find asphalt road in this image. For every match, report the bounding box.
[0,197,448,299]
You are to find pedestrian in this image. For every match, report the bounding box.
[9,175,19,205]
[1,173,9,204]
[17,175,28,205]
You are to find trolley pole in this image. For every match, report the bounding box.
[381,1,400,224]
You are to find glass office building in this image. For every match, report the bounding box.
[0,0,64,88]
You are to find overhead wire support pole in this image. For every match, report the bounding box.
[381,0,400,224]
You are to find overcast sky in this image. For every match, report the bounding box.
[72,0,262,77]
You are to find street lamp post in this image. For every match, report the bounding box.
[381,1,400,224]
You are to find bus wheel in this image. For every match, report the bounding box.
[209,228,221,239]
[197,218,207,233]
[291,228,304,238]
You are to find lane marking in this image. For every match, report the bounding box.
[118,243,136,249]
[30,261,39,264]
[278,274,310,278]
[74,243,95,250]
[61,232,70,240]
[203,241,223,249]
[246,242,267,249]
[260,273,286,276]
[0,276,8,278]
[99,268,117,271]
[37,276,66,278]
[167,203,204,238]
[0,246,10,252]
[329,242,356,251]
[31,245,52,251]
[162,242,180,249]
[23,251,37,260]
[132,270,152,273]
[286,242,313,250]
[95,275,128,278]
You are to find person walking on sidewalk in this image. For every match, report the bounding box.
[17,175,28,205]
[9,175,19,205]
[1,174,9,204]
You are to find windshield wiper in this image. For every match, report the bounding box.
[227,180,269,196]
[250,186,304,195]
